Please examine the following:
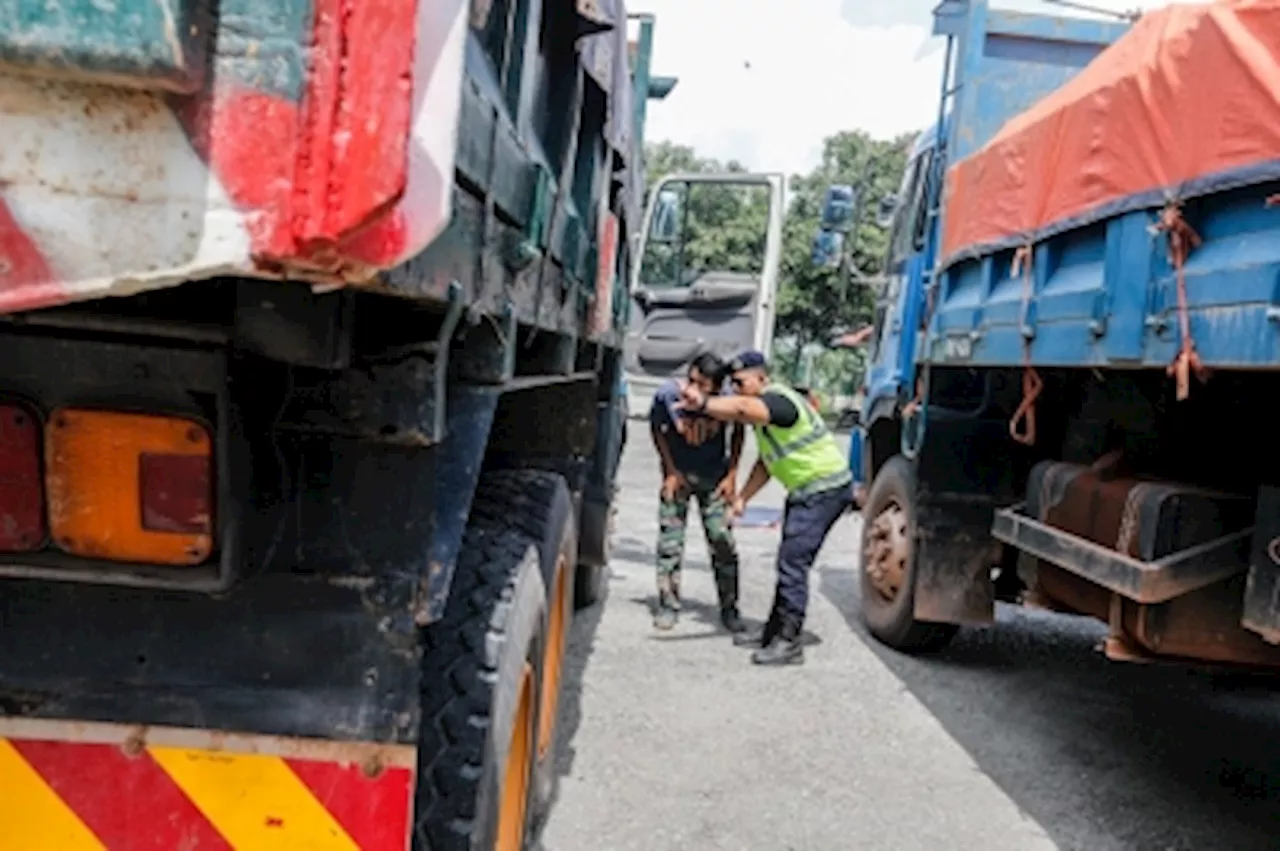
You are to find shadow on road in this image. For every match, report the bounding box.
[537,574,609,846]
[818,564,1280,851]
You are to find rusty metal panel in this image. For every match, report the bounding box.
[1109,576,1280,669]
[994,506,1252,605]
[1242,485,1280,644]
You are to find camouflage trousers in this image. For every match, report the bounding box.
[656,477,739,612]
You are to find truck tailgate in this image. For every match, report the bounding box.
[0,0,467,313]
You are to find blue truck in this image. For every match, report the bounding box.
[830,0,1280,669]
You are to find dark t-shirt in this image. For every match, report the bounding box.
[761,389,800,427]
[650,379,730,482]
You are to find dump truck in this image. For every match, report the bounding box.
[0,2,698,848]
[829,0,1280,669]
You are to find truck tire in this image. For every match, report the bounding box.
[860,455,958,653]
[468,470,576,826]
[415,503,548,851]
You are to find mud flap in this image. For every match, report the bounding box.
[1243,485,1280,644]
[910,407,1016,626]
[913,497,998,625]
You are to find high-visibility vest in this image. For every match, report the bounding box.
[753,384,852,499]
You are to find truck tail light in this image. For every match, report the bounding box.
[0,404,46,552]
[46,409,213,566]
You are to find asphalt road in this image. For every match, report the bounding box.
[539,434,1280,851]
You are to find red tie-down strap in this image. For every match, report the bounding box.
[1155,205,1208,402]
[1009,244,1042,446]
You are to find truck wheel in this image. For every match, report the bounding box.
[468,470,577,827]
[415,506,548,851]
[860,455,958,653]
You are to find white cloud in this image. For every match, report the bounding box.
[632,0,1177,177]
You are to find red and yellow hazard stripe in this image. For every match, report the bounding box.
[0,718,415,850]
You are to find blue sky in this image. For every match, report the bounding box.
[632,0,1173,177]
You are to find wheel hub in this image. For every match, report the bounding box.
[864,502,909,602]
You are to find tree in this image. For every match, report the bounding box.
[774,130,914,380]
[643,140,746,194]
[637,131,915,395]
[639,141,764,287]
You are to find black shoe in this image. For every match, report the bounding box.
[732,626,765,647]
[720,608,747,634]
[751,637,804,666]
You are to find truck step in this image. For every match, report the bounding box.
[995,461,1257,604]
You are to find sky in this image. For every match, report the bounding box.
[631,0,1175,177]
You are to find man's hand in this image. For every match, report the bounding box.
[714,474,736,502]
[662,470,688,501]
[731,496,746,519]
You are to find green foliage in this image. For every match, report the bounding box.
[639,143,766,287]
[639,131,914,397]
[641,131,912,393]
[778,130,913,350]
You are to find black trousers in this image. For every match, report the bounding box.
[763,484,853,640]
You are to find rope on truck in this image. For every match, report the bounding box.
[1009,244,1043,446]
[1155,204,1208,402]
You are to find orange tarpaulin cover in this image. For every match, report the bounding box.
[941,0,1280,267]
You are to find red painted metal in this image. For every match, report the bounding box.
[0,197,59,296]
[286,756,416,851]
[172,87,303,258]
[170,0,417,268]
[322,0,417,243]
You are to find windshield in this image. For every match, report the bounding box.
[638,180,773,288]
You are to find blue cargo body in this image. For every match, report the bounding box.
[930,174,1280,371]
[852,0,1127,488]
[926,2,1280,373]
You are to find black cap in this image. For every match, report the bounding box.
[728,350,767,372]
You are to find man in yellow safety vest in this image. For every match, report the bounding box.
[679,350,853,665]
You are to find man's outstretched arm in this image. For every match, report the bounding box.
[689,393,772,426]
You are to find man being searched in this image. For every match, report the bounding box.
[679,350,852,666]
[650,352,747,634]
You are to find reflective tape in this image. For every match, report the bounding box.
[0,720,415,851]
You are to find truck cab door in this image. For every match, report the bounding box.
[864,143,936,422]
[624,173,785,415]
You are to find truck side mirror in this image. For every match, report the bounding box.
[648,186,684,243]
[811,228,844,269]
[819,184,858,234]
[876,193,898,228]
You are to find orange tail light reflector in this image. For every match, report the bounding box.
[46,409,213,566]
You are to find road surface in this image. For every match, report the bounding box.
[539,434,1280,850]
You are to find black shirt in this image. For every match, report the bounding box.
[761,390,800,428]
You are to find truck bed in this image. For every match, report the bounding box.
[929,1,1280,373]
